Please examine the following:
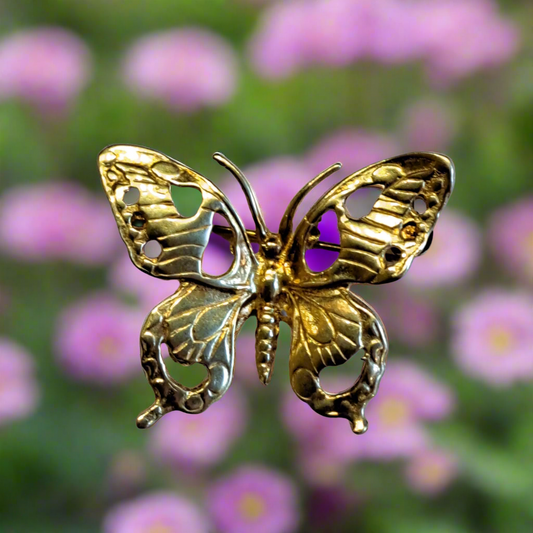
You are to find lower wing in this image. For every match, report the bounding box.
[137,281,251,428]
[287,287,388,433]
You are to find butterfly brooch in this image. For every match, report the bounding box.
[99,145,454,434]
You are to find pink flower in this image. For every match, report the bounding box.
[362,0,425,64]
[283,360,454,464]
[248,0,519,85]
[55,293,143,384]
[149,388,247,469]
[405,209,482,288]
[0,27,92,112]
[488,196,533,283]
[304,0,367,67]
[418,0,520,87]
[123,28,238,112]
[404,448,459,495]
[451,290,533,386]
[0,338,39,425]
[208,465,300,533]
[222,157,311,233]
[370,286,440,348]
[109,252,180,311]
[356,361,455,460]
[306,128,399,177]
[103,492,209,533]
[0,181,120,264]
[248,1,314,79]
[307,487,354,526]
[400,99,457,152]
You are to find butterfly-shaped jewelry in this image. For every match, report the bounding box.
[98,145,454,433]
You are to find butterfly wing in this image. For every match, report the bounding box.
[98,144,255,290]
[138,281,251,428]
[288,153,454,287]
[286,153,454,431]
[98,145,256,425]
[287,287,387,433]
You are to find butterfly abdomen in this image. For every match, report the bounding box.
[255,303,279,385]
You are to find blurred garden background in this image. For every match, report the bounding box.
[1,0,533,532]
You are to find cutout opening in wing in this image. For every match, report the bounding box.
[131,211,146,229]
[162,343,209,388]
[123,187,140,205]
[305,209,340,273]
[202,212,235,277]
[143,240,162,259]
[345,186,383,220]
[413,197,427,215]
[319,348,365,394]
[171,185,203,218]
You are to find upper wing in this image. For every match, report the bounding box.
[287,287,388,434]
[288,153,454,287]
[98,145,255,290]
[137,281,252,428]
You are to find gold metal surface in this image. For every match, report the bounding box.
[98,145,454,433]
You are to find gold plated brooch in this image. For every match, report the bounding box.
[98,145,454,434]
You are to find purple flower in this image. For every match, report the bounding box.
[304,0,367,67]
[306,128,399,178]
[405,209,482,289]
[208,465,299,533]
[222,157,311,233]
[488,196,533,283]
[149,387,247,469]
[248,1,315,79]
[109,251,180,311]
[418,0,520,87]
[451,290,533,386]
[370,286,440,348]
[103,492,209,533]
[283,361,454,463]
[356,361,454,460]
[0,27,92,112]
[0,338,39,425]
[55,293,143,384]
[248,0,519,84]
[400,99,457,152]
[404,448,459,495]
[362,0,425,65]
[123,28,238,112]
[0,181,120,264]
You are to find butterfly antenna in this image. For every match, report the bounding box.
[279,162,342,240]
[213,152,269,242]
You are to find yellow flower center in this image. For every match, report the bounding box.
[489,327,515,354]
[417,461,447,486]
[183,420,200,435]
[99,336,118,357]
[146,523,173,533]
[238,493,266,521]
[377,398,411,427]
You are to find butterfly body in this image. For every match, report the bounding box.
[99,145,454,434]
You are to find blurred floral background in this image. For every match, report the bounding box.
[0,0,532,532]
